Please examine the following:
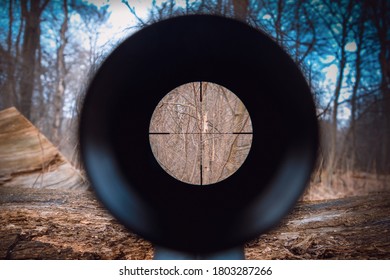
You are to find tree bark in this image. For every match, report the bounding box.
[19,0,49,120]
[349,4,366,171]
[0,107,84,190]
[3,0,16,108]
[327,0,353,179]
[373,0,390,173]
[232,0,249,21]
[275,0,285,46]
[294,0,302,62]
[52,0,69,144]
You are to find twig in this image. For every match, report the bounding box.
[121,0,145,26]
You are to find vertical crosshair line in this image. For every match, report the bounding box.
[199,81,203,185]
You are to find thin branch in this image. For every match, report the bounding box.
[121,0,145,26]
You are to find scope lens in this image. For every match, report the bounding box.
[149,82,253,185]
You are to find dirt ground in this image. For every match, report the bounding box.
[0,187,152,260]
[1,186,389,260]
[246,191,390,259]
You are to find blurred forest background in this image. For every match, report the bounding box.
[0,0,389,200]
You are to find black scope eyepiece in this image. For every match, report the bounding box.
[79,15,318,259]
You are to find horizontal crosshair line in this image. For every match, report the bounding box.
[149,132,253,135]
[149,132,171,135]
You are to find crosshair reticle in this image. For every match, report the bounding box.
[149,82,253,185]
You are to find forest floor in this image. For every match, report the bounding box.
[1,186,390,260]
[1,107,390,259]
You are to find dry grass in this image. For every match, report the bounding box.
[303,171,390,201]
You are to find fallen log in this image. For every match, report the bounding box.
[0,107,85,190]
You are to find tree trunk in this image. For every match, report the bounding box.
[3,0,16,108]
[368,0,390,173]
[294,0,302,62]
[232,0,249,21]
[329,50,346,175]
[349,4,365,171]
[376,1,390,173]
[19,0,49,120]
[52,0,69,144]
[327,0,353,179]
[275,0,285,46]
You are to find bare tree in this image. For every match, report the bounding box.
[19,0,50,119]
[5,0,15,108]
[368,0,390,173]
[316,0,354,177]
[348,2,367,170]
[1,0,23,110]
[52,0,69,144]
